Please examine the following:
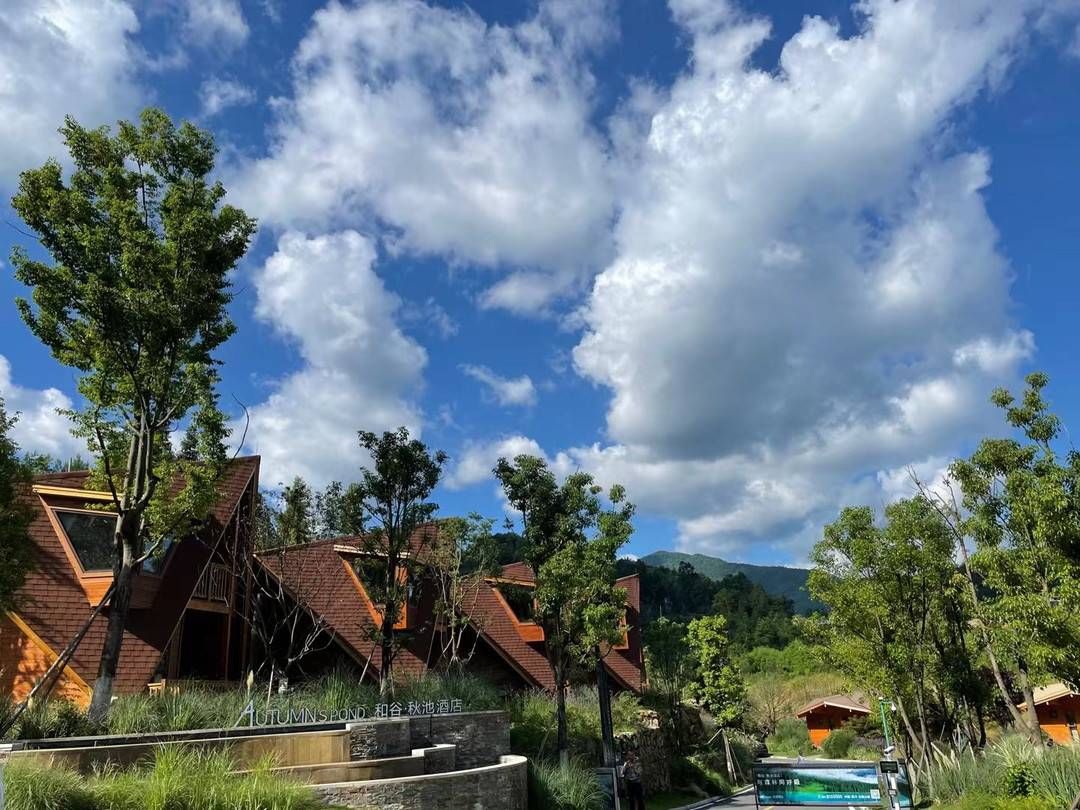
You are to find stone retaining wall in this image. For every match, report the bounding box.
[406,711,510,769]
[346,711,509,768]
[316,754,527,810]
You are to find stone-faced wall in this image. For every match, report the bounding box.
[317,754,527,810]
[405,711,510,770]
[349,717,411,759]
[345,711,509,769]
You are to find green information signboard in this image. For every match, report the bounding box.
[752,761,913,807]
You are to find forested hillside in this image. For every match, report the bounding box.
[615,558,796,652]
[641,550,820,613]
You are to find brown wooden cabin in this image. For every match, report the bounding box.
[796,694,871,747]
[1019,683,1080,744]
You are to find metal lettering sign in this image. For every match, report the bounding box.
[753,761,913,807]
[235,698,464,727]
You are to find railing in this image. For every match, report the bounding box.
[193,562,230,602]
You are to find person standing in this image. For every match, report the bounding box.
[621,749,645,810]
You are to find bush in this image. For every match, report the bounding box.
[509,687,645,762]
[10,698,97,740]
[766,717,813,757]
[4,747,326,810]
[528,759,603,810]
[821,728,856,759]
[670,754,732,796]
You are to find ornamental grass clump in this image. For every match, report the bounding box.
[527,759,604,810]
[4,746,327,810]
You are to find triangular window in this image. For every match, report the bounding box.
[55,510,115,573]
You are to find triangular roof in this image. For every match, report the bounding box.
[796,694,871,717]
[1018,682,1078,710]
[256,539,645,692]
[11,456,260,696]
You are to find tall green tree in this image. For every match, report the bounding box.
[495,454,635,766]
[429,513,499,672]
[951,372,1080,740]
[0,399,34,610]
[804,497,979,771]
[10,108,255,722]
[277,477,316,546]
[315,480,365,536]
[686,614,746,727]
[351,427,446,696]
[644,617,690,718]
[686,614,747,781]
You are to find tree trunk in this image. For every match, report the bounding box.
[380,610,394,699]
[87,551,136,723]
[556,660,569,768]
[1017,659,1043,744]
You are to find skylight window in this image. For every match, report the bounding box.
[56,510,116,573]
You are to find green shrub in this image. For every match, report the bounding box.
[766,717,813,757]
[509,687,644,762]
[1002,762,1037,798]
[528,759,603,810]
[670,755,732,796]
[821,728,856,759]
[5,747,327,810]
[10,698,97,740]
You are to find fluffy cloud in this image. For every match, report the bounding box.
[0,355,81,459]
[565,0,1044,558]
[461,365,538,408]
[180,0,249,47]
[233,0,615,312]
[199,77,256,117]
[0,0,141,185]
[445,435,549,489]
[240,231,426,487]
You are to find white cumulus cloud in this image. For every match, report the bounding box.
[232,0,616,313]
[240,231,427,487]
[0,0,142,185]
[199,77,256,117]
[180,0,249,47]
[565,0,1047,559]
[0,355,81,459]
[461,365,538,408]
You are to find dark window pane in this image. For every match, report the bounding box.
[57,511,115,572]
[499,584,536,622]
[142,537,174,575]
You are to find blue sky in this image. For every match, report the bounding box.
[1,0,1079,566]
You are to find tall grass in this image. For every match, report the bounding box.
[527,759,603,810]
[508,686,645,762]
[5,746,326,810]
[4,670,500,740]
[927,735,1080,807]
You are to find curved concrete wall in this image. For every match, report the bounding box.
[315,754,528,810]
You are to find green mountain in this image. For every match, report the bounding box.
[640,550,820,614]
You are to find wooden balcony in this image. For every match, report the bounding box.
[192,562,230,603]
